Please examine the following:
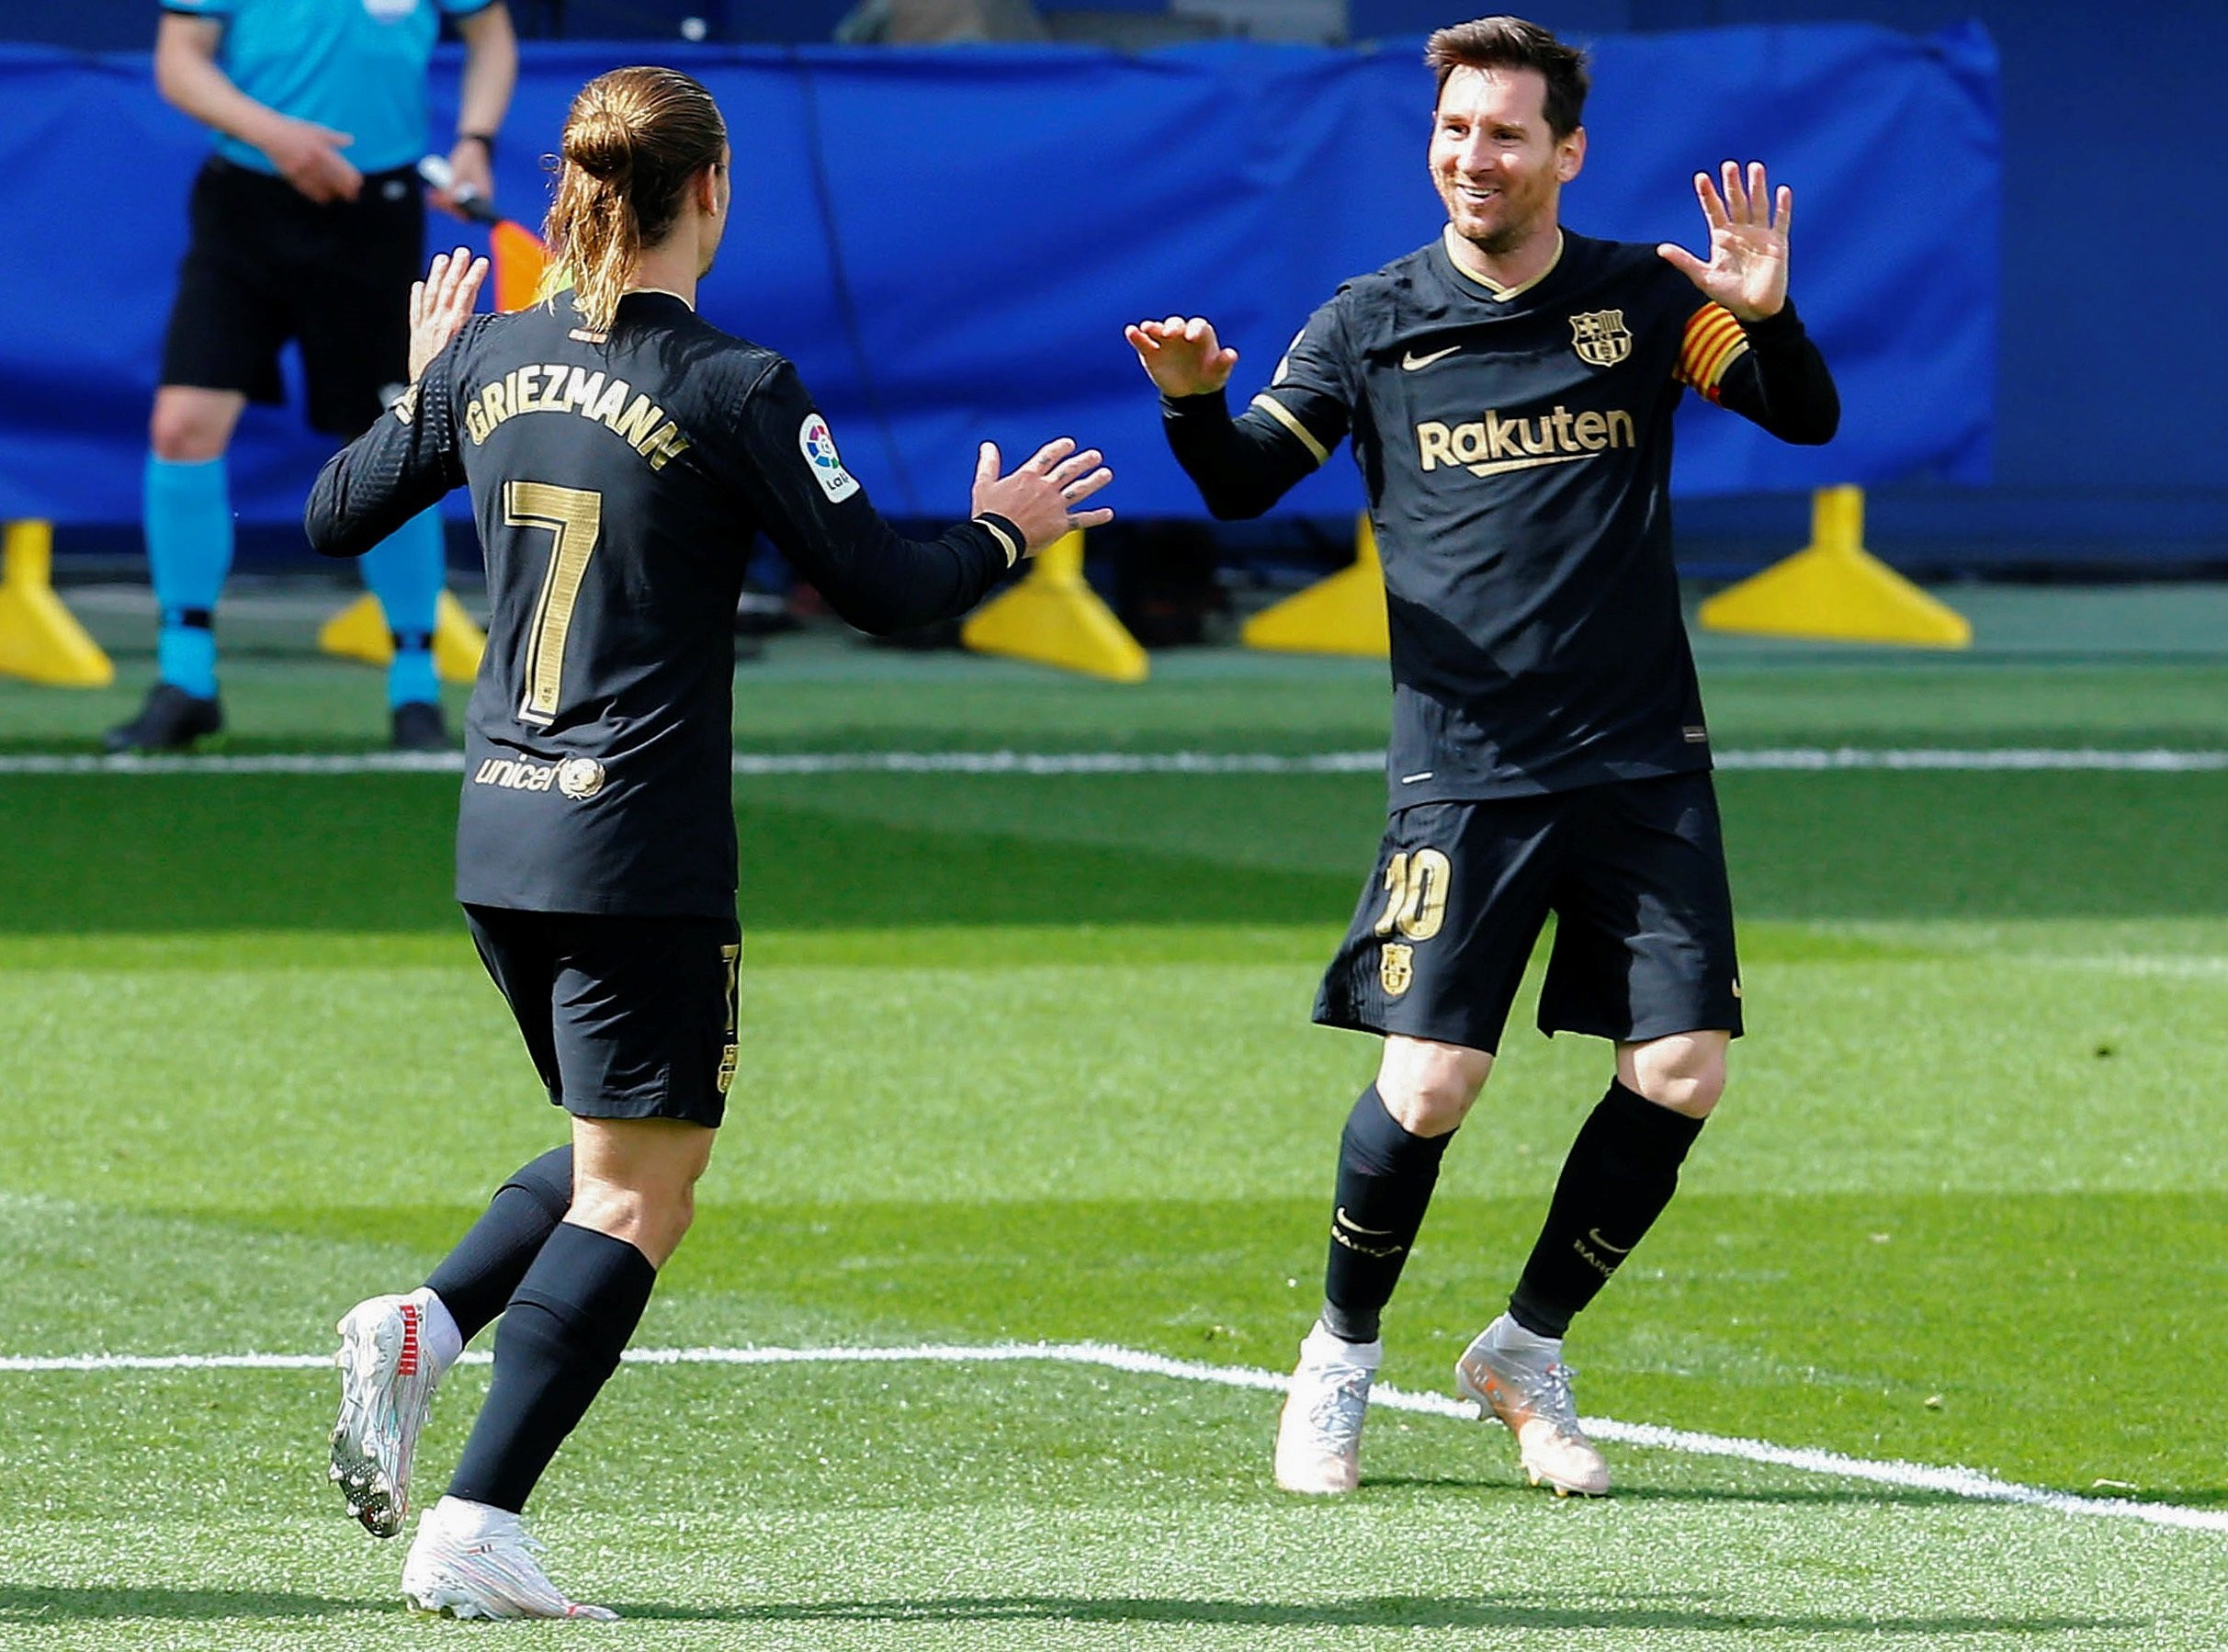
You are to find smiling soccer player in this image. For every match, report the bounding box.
[1127,14,1838,1499]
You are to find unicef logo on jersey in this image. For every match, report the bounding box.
[361,0,421,20]
[797,413,862,504]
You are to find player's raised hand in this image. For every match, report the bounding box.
[971,437,1114,556]
[1657,161,1792,322]
[1126,316,1238,398]
[407,248,489,383]
[263,115,362,204]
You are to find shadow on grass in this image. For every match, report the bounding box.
[612,1592,2140,1635]
[0,1585,2150,1635]
[0,1586,368,1623]
[1363,1475,1974,1510]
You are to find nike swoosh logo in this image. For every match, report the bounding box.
[1335,1206,1398,1237]
[1400,345,1462,371]
[1585,1228,1634,1256]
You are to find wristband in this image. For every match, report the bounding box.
[455,130,497,159]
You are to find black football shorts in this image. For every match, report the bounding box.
[158,157,424,438]
[1314,771,1743,1055]
[464,905,742,1129]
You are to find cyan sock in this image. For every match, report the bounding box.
[361,508,445,708]
[144,454,232,698]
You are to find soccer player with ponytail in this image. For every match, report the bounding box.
[307,65,1114,1618]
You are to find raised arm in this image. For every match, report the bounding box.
[727,361,1112,637]
[1129,309,1351,519]
[432,3,517,219]
[1660,162,1838,446]
[154,11,360,203]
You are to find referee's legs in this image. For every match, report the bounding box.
[359,508,445,714]
[443,1117,713,1513]
[145,386,245,701]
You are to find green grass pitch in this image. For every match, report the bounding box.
[3,617,2226,1648]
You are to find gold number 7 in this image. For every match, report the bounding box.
[503,480,605,727]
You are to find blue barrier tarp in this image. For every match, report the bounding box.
[0,25,1996,526]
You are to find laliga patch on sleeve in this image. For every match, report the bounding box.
[798,413,861,504]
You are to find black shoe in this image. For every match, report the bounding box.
[104,683,223,753]
[390,700,450,752]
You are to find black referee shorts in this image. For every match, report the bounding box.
[464,905,742,1129]
[159,157,424,438]
[1314,771,1743,1055]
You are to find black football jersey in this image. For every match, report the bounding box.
[1165,229,1837,805]
[307,289,1023,918]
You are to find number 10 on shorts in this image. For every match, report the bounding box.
[1374,849,1449,996]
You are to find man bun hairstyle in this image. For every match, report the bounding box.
[541,66,727,331]
[1425,16,1589,140]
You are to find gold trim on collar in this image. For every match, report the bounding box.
[1440,226,1564,301]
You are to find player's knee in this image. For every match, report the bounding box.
[567,1163,702,1266]
[1631,1055,1725,1118]
[148,403,231,464]
[1376,1040,1492,1136]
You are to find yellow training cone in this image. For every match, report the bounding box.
[961,528,1148,683]
[1699,486,1971,648]
[318,588,486,683]
[0,520,114,686]
[1241,514,1389,658]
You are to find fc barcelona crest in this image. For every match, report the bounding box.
[1380,943,1415,997]
[1568,310,1632,368]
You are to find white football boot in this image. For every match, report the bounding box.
[1272,1321,1382,1495]
[1454,1312,1611,1497]
[401,1497,619,1621]
[330,1288,447,1538]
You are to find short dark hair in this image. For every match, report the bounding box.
[1425,16,1589,139]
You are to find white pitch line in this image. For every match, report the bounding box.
[5,1339,2222,1535]
[1,747,2223,777]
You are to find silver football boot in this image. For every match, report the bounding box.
[329,1288,444,1538]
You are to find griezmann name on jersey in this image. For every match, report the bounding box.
[307,290,1023,920]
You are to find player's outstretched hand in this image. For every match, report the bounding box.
[1125,316,1238,399]
[971,437,1114,557]
[1657,160,1791,322]
[407,247,489,384]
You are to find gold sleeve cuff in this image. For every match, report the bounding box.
[973,515,1024,567]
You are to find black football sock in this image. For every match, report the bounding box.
[1319,1085,1455,1345]
[1508,1080,1705,1339]
[424,1146,575,1344]
[445,1222,655,1513]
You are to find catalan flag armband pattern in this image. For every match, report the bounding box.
[1674,303,1750,402]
